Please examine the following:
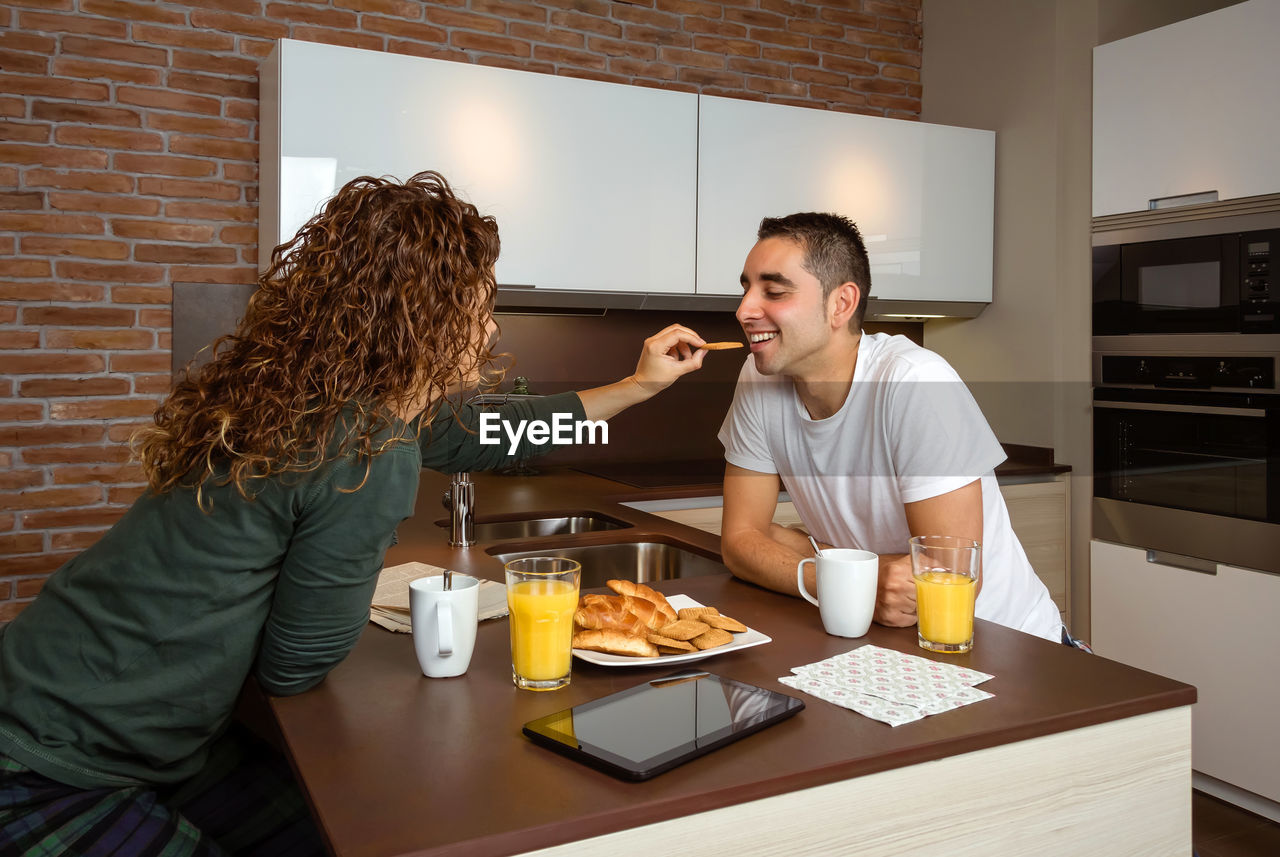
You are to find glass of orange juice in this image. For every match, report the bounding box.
[504,556,581,691]
[909,536,980,654]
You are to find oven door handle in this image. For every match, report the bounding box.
[1093,400,1267,417]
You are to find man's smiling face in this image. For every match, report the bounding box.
[736,237,835,379]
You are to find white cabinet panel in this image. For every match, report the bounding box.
[261,39,697,293]
[1092,0,1280,217]
[695,95,993,303]
[1091,539,1280,803]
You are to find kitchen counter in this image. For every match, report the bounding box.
[267,468,1190,857]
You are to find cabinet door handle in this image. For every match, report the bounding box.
[1146,550,1217,575]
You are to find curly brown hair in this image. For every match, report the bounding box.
[134,171,501,504]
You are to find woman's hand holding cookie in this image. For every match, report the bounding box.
[630,324,707,395]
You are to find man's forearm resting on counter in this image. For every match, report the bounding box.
[720,463,812,596]
[721,467,990,629]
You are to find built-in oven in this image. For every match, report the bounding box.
[1092,336,1280,573]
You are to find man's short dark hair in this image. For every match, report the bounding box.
[757,212,871,329]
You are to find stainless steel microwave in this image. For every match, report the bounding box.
[1093,227,1279,335]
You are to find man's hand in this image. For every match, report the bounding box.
[874,552,917,627]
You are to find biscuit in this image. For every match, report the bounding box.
[677,606,720,620]
[691,627,734,650]
[701,342,743,350]
[701,613,748,633]
[657,619,710,641]
[646,633,697,652]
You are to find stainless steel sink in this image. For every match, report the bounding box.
[488,537,728,588]
[437,513,628,542]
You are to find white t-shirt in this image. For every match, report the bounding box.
[718,332,1062,641]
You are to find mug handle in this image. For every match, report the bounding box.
[436,600,453,656]
[797,557,820,607]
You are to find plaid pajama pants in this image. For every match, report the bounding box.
[0,726,325,857]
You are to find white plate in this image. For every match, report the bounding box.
[572,594,771,667]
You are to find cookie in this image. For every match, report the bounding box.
[657,619,710,641]
[701,613,748,633]
[690,627,734,650]
[646,633,697,652]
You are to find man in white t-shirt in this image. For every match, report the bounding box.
[717,212,1063,642]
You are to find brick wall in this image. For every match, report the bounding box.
[0,0,923,619]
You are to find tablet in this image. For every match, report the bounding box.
[522,671,805,781]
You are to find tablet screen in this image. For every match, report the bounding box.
[522,671,804,780]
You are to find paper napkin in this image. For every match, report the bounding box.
[780,644,995,727]
[369,561,508,633]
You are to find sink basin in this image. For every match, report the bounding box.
[437,512,628,542]
[488,536,728,589]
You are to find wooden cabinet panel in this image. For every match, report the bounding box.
[1000,479,1070,625]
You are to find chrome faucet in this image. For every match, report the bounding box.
[446,471,475,547]
[443,384,542,547]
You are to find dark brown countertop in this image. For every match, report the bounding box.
[268,467,1189,857]
[995,443,1073,478]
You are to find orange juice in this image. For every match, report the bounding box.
[507,579,578,683]
[914,570,977,650]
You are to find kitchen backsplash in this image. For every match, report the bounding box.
[489,309,921,467]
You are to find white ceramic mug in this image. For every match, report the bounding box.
[797,548,879,638]
[409,574,479,678]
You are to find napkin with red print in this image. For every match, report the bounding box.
[778,644,995,727]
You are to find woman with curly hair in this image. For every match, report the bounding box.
[0,171,708,856]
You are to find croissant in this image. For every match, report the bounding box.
[617,595,672,632]
[573,597,649,636]
[607,579,677,625]
[572,629,659,658]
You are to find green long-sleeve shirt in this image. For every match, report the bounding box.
[0,393,584,788]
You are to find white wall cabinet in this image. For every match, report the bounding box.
[262,41,995,307]
[1091,539,1280,804]
[1092,0,1280,217]
[260,39,698,293]
[695,95,994,303]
